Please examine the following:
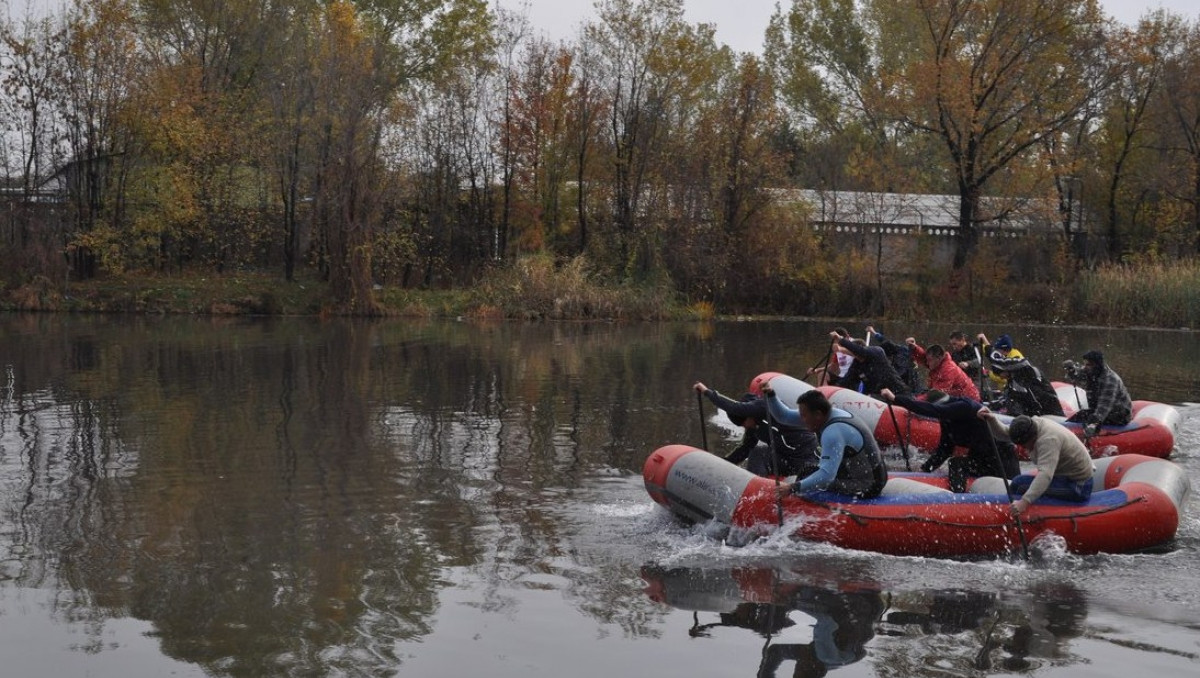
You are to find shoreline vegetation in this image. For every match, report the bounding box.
[4,3,1199,331]
[3,256,1196,331]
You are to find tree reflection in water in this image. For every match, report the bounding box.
[642,562,1090,677]
[1,314,1194,677]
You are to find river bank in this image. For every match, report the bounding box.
[2,258,1197,330]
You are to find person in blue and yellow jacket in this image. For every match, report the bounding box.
[989,353,1064,417]
[977,333,1022,390]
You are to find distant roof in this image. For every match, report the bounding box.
[0,186,64,203]
[774,189,1066,232]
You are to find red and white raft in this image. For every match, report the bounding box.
[643,444,1190,557]
[1051,382,1180,458]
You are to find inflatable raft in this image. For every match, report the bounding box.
[748,372,1178,459]
[1050,382,1180,458]
[643,444,1190,557]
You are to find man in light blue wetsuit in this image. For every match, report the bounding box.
[763,386,888,500]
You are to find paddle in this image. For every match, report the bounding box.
[973,613,1002,670]
[757,600,779,677]
[762,390,786,527]
[806,341,835,386]
[696,390,709,451]
[1070,382,1085,413]
[1062,366,1099,453]
[886,402,913,471]
[973,343,988,403]
[982,416,1030,560]
[1080,423,1098,455]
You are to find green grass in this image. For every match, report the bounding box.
[47,272,328,315]
[4,258,1197,328]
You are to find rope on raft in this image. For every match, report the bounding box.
[795,495,1147,530]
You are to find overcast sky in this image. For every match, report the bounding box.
[496,0,1200,54]
[5,0,1197,54]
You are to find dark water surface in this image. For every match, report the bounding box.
[1,315,1197,677]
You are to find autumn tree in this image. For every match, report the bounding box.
[764,0,876,143]
[564,37,606,255]
[0,12,65,191]
[768,0,1116,267]
[327,0,492,309]
[585,0,723,280]
[304,2,397,313]
[1153,16,1200,253]
[0,10,72,287]
[133,0,296,271]
[765,0,947,198]
[661,52,790,306]
[894,0,1115,266]
[497,35,576,258]
[1085,12,1177,259]
[391,33,501,288]
[51,0,142,279]
[257,24,310,281]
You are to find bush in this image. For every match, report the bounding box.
[473,254,681,320]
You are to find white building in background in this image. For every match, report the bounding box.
[771,189,1087,273]
[775,189,1071,235]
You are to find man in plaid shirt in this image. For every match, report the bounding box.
[1063,350,1132,434]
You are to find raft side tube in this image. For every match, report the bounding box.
[967,477,1009,495]
[1095,454,1191,511]
[881,477,954,497]
[750,372,813,403]
[643,445,754,524]
[1133,401,1182,438]
[818,386,888,431]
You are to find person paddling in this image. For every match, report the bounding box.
[830,331,911,398]
[881,388,1018,492]
[762,387,888,500]
[693,382,819,478]
[988,353,1064,417]
[977,411,1095,515]
[905,339,980,400]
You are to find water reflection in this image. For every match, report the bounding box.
[0,314,716,675]
[642,562,1093,677]
[0,313,1196,677]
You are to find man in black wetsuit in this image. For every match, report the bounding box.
[881,388,1020,492]
[694,382,819,477]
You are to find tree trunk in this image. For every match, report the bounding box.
[576,139,588,254]
[1193,161,1200,255]
[953,184,980,270]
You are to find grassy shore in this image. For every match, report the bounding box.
[0,258,703,320]
[2,258,1196,329]
[1073,260,1200,329]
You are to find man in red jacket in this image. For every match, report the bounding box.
[905,339,980,401]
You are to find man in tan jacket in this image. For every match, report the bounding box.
[978,411,1095,515]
